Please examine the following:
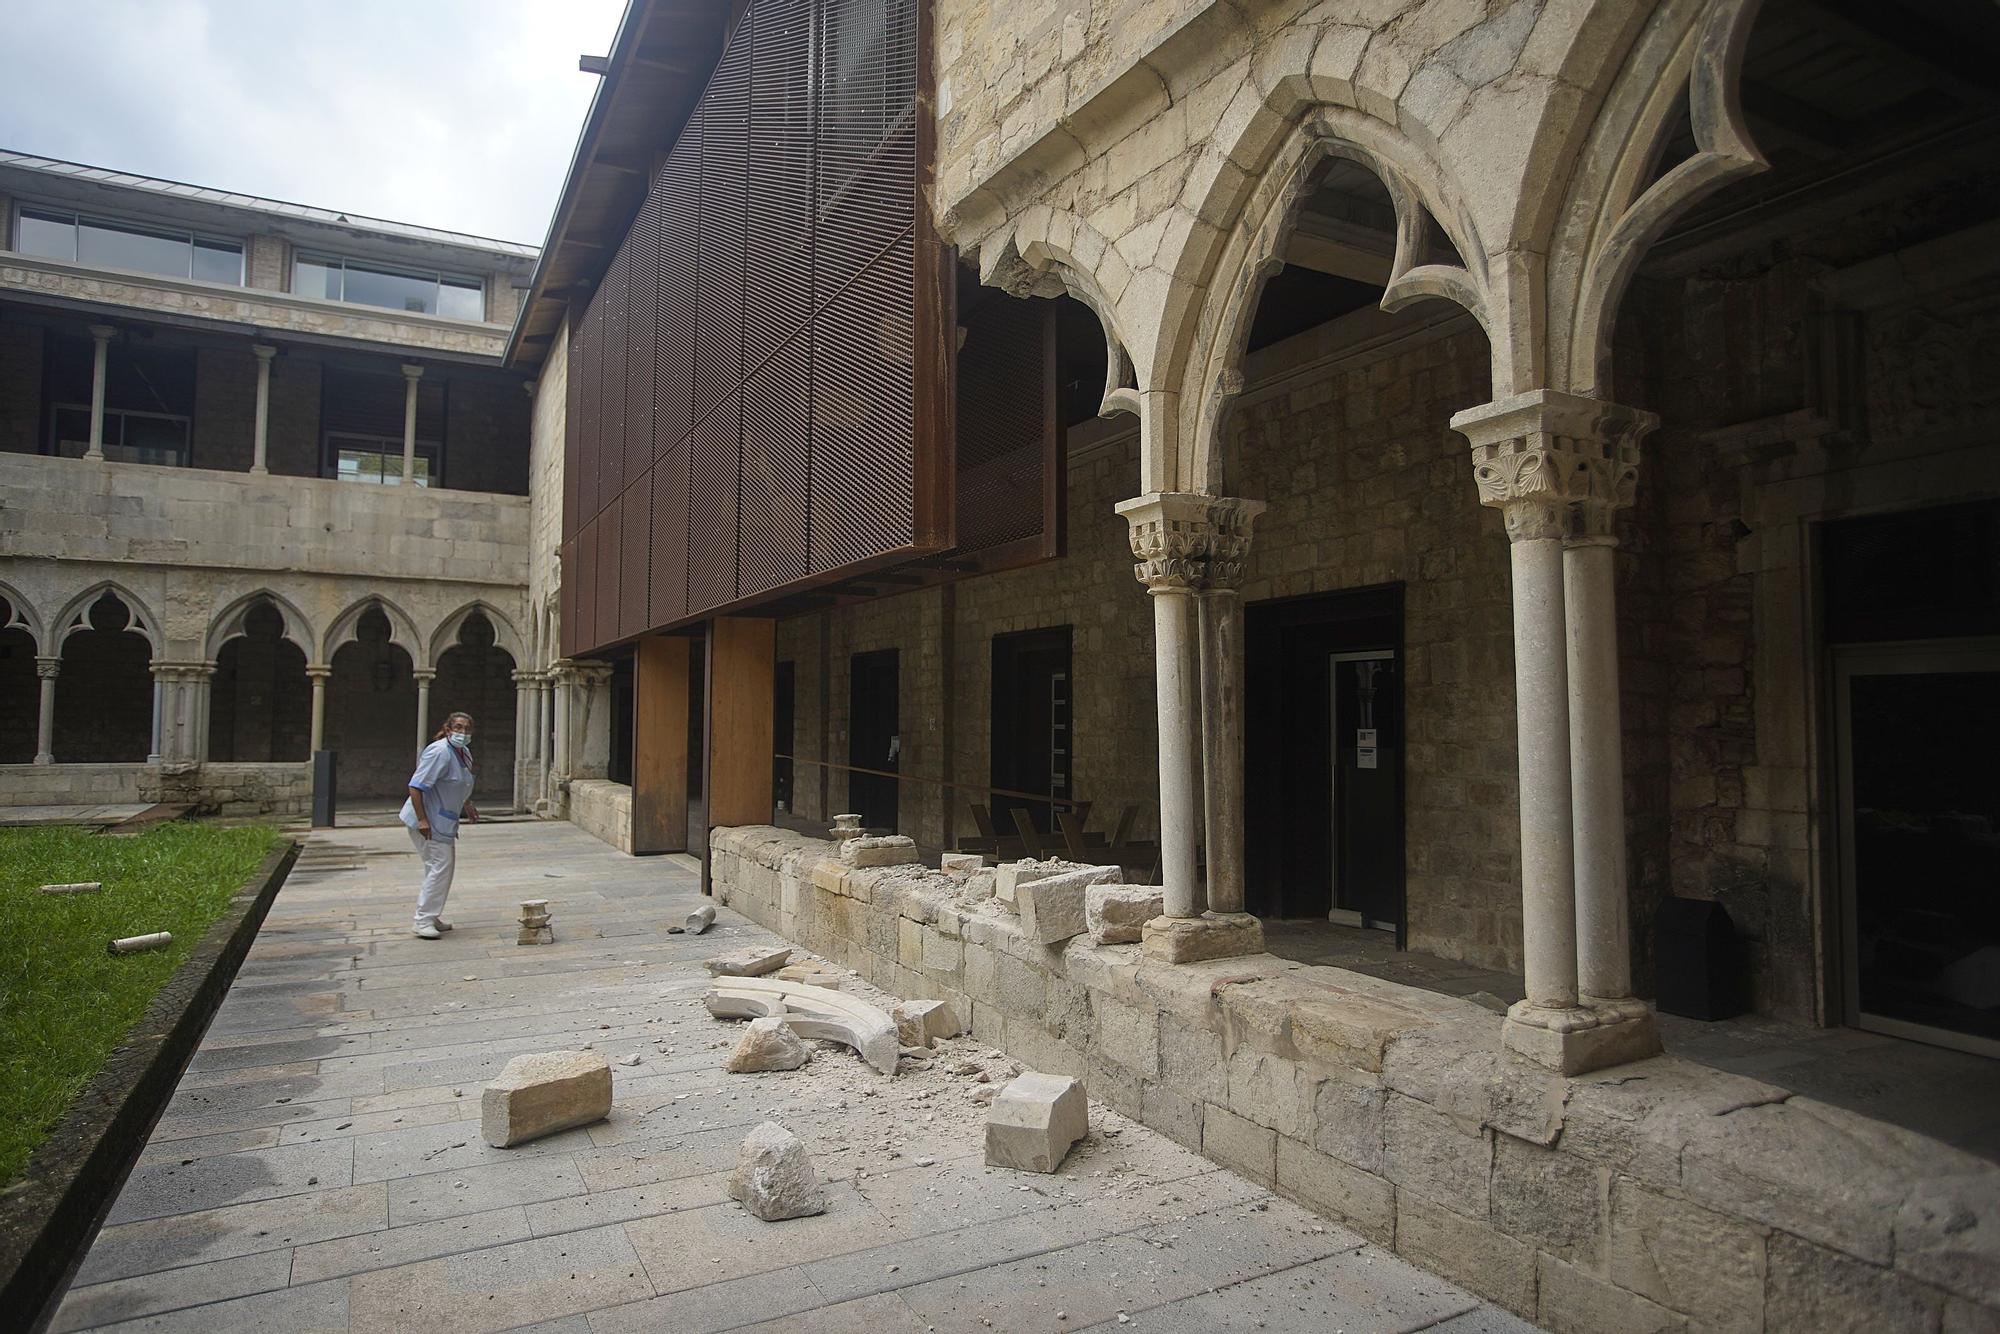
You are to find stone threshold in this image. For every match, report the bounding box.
[710,824,2000,1333]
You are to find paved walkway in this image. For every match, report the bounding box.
[56,820,1537,1333]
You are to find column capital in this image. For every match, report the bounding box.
[252,343,277,362]
[1115,492,1265,594]
[412,667,438,683]
[35,655,61,679]
[88,323,117,342]
[306,665,333,682]
[1450,390,1658,544]
[1202,495,1266,592]
[149,660,214,683]
[401,363,425,382]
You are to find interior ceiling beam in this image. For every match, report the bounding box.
[1283,216,1394,286]
[1802,0,2000,109]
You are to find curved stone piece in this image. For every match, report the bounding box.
[706,976,899,1075]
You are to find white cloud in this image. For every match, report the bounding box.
[0,0,627,245]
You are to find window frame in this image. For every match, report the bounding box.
[49,402,193,467]
[12,204,245,285]
[324,430,442,488]
[291,251,487,321]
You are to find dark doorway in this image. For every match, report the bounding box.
[990,626,1072,835]
[1245,585,1405,937]
[848,648,899,832]
[774,660,796,815]
[433,610,517,788]
[609,653,634,786]
[208,599,311,762]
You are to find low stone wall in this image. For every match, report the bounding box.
[569,779,633,854]
[0,762,310,816]
[0,764,152,807]
[711,825,2000,1333]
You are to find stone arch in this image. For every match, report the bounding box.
[432,607,519,787]
[1546,0,1768,396]
[53,581,161,656]
[983,207,1143,412]
[0,582,43,763]
[321,595,422,666]
[427,599,524,674]
[205,589,316,661]
[0,580,47,655]
[208,598,312,763]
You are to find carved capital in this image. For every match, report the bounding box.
[1451,390,1658,544]
[1202,495,1265,592]
[1115,492,1266,593]
[306,666,333,683]
[412,668,438,684]
[35,656,61,681]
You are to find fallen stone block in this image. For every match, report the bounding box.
[482,1051,612,1148]
[685,904,717,934]
[107,932,172,955]
[706,946,792,977]
[1086,885,1165,944]
[994,858,1067,908]
[965,869,997,901]
[726,1016,810,1073]
[730,1120,827,1220]
[940,852,983,876]
[39,882,102,895]
[843,835,921,867]
[892,998,961,1048]
[775,963,843,988]
[707,976,900,1075]
[1018,865,1124,945]
[986,1071,1089,1173]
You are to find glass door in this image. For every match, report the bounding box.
[1835,639,2000,1057]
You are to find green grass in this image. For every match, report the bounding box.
[0,822,284,1185]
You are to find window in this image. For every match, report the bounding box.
[293,253,485,320]
[329,432,436,486]
[15,207,243,284]
[52,405,191,466]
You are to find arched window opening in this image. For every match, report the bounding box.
[209,599,311,762]
[434,609,517,797]
[0,593,36,764]
[54,592,153,762]
[327,604,418,799]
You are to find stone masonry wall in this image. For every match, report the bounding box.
[712,824,2000,1334]
[569,777,633,854]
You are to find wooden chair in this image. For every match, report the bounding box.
[1055,810,1108,859]
[1009,806,1053,859]
[965,803,1023,860]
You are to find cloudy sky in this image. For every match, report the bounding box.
[0,0,628,246]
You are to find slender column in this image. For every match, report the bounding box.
[400,364,423,484]
[551,660,573,783]
[86,324,115,460]
[307,666,331,752]
[250,344,276,474]
[413,668,436,755]
[511,670,531,813]
[33,657,59,764]
[149,678,162,764]
[191,664,214,765]
[1197,498,1264,916]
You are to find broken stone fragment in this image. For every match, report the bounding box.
[705,946,792,977]
[1017,865,1124,945]
[38,881,102,895]
[964,869,997,901]
[940,852,983,877]
[891,998,960,1048]
[726,1016,809,1073]
[985,1071,1089,1174]
[684,904,718,934]
[775,963,844,988]
[729,1120,828,1220]
[993,858,1067,908]
[1085,885,1165,944]
[842,835,921,868]
[481,1051,612,1148]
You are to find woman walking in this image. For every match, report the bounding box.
[401,710,480,940]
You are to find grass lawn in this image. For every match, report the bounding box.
[0,822,285,1185]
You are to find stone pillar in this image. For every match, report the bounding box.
[551,659,573,784]
[149,678,162,764]
[150,662,211,768]
[307,666,331,753]
[1197,497,1264,917]
[1453,390,1660,1075]
[413,667,436,755]
[33,656,59,764]
[86,324,115,460]
[191,663,214,765]
[572,660,615,780]
[511,669,532,813]
[1117,493,1263,964]
[400,363,423,484]
[250,344,276,474]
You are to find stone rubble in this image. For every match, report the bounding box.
[891,997,961,1048]
[729,1120,828,1221]
[480,1050,612,1148]
[704,945,793,977]
[1085,884,1165,944]
[726,1015,810,1073]
[1016,864,1124,945]
[985,1071,1090,1174]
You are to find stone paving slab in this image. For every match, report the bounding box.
[56,820,1540,1332]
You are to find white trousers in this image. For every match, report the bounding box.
[408,827,457,927]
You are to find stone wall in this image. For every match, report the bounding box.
[0,759,312,816]
[0,763,151,807]
[712,824,2000,1334]
[569,778,633,853]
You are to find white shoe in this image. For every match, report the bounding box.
[435,920,454,932]
[414,924,442,940]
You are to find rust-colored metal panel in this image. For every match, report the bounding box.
[650,441,689,626]
[597,492,623,650]
[687,392,741,612]
[619,469,652,642]
[575,295,602,522]
[738,333,811,597]
[951,292,1054,554]
[745,0,814,371]
[563,319,582,543]
[623,198,659,491]
[599,247,629,510]
[558,537,579,659]
[575,518,599,659]
[810,234,916,573]
[693,7,751,425]
[654,110,701,461]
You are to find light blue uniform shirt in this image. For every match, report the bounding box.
[401,738,476,840]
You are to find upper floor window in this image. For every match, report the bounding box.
[14,207,243,284]
[293,253,484,320]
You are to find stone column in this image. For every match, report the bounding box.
[191,663,214,764]
[1197,497,1264,917]
[400,363,423,484]
[1116,493,1263,964]
[413,667,436,755]
[511,669,531,813]
[33,656,59,764]
[250,344,276,474]
[150,662,208,768]
[307,666,331,752]
[86,324,115,460]
[551,660,573,784]
[1453,390,1660,1075]
[530,672,548,807]
[149,678,162,764]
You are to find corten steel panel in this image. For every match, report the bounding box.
[810,233,916,573]
[951,295,1055,553]
[559,538,579,658]
[575,296,601,522]
[575,520,598,661]
[687,392,742,612]
[599,248,629,511]
[654,111,701,460]
[597,493,623,651]
[650,441,690,625]
[563,324,581,542]
[693,9,751,425]
[624,184,661,488]
[745,0,814,370]
[738,333,811,597]
[814,0,918,302]
[619,469,652,641]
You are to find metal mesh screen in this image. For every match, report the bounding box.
[951,293,1053,554]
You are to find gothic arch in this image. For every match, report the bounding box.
[205,589,316,661]
[428,600,525,671]
[52,581,161,655]
[0,580,46,655]
[320,595,422,665]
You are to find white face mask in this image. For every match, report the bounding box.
[448,731,472,749]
